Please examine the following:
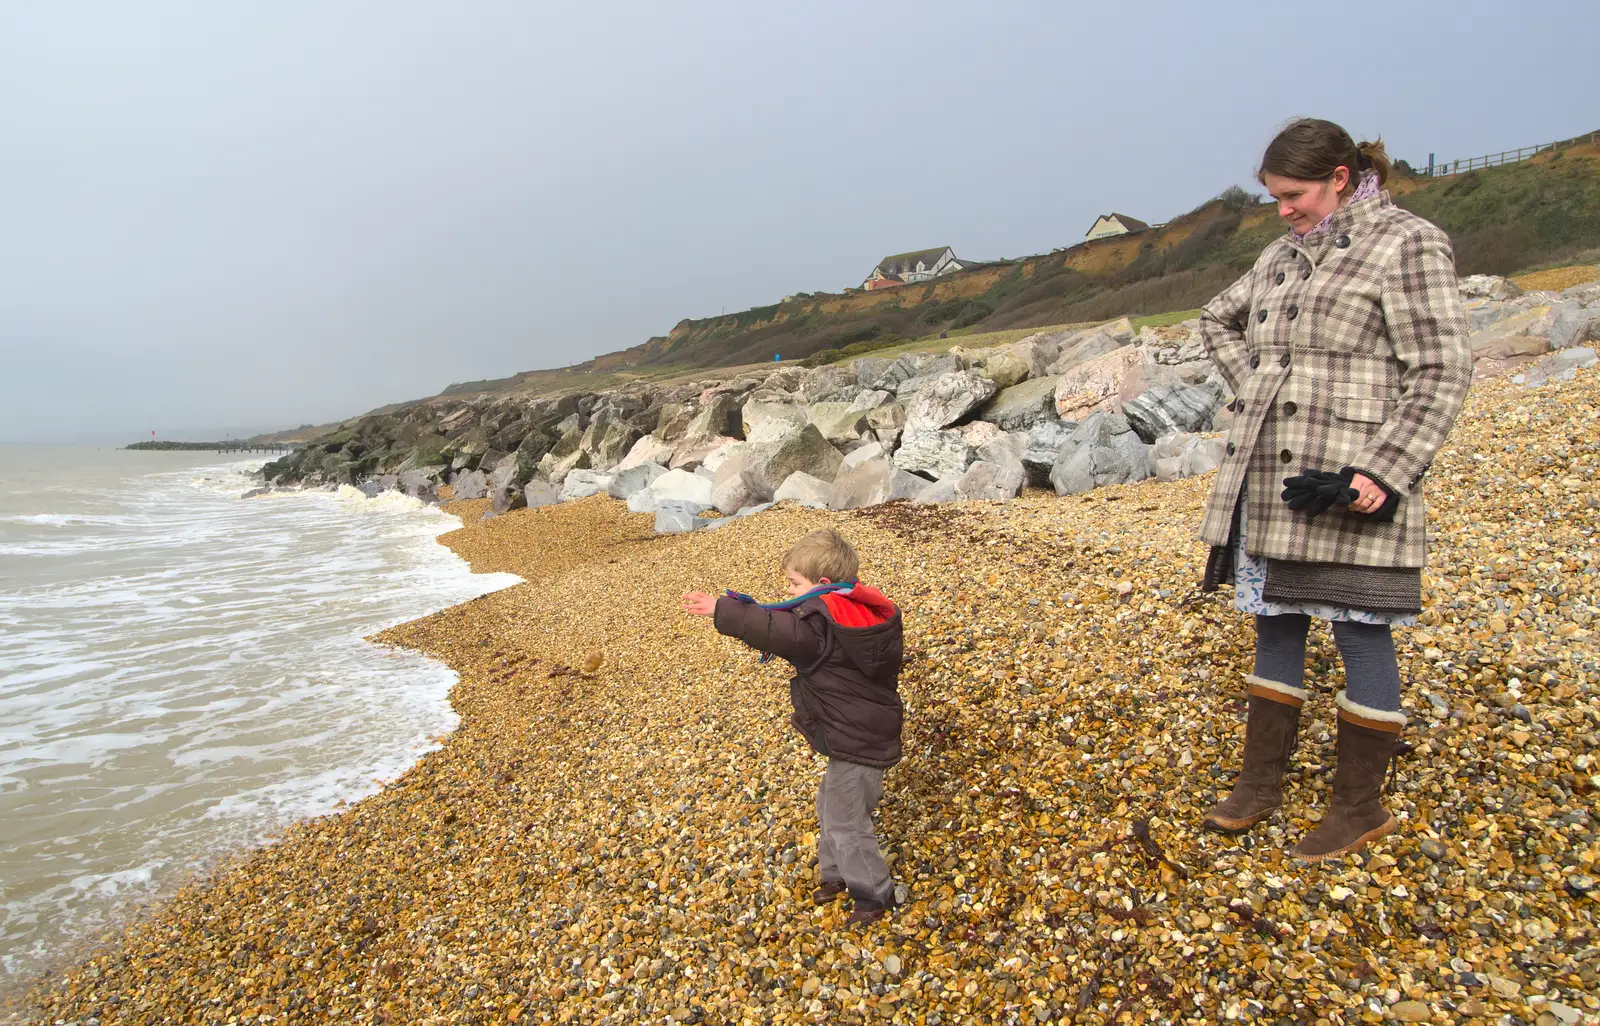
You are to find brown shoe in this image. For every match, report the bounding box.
[1292,696,1403,862]
[812,880,847,905]
[847,898,891,928]
[1202,679,1304,833]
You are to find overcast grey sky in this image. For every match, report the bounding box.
[3,1,1596,443]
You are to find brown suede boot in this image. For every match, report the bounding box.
[1202,678,1304,833]
[812,880,847,905]
[1292,697,1402,862]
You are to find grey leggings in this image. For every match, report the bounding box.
[1253,613,1402,712]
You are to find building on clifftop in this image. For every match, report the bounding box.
[1084,213,1151,242]
[862,246,968,290]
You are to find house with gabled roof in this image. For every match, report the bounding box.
[862,246,968,290]
[1084,213,1151,242]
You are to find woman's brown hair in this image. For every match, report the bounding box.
[1258,118,1391,194]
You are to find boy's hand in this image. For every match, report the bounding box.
[681,592,717,617]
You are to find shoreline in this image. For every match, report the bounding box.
[0,472,516,1015]
[16,372,1600,1025]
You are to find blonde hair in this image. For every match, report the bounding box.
[782,529,859,583]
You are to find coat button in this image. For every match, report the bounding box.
[1275,271,1285,285]
[1302,268,1312,280]
[1287,304,1299,320]
[1249,354,1261,368]
[1280,449,1293,463]
[1257,309,1268,323]
[1279,353,1291,367]
[1336,234,1351,248]
[1283,400,1298,416]
[1226,442,1236,455]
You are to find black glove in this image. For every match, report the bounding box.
[1281,468,1357,518]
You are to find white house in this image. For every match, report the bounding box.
[863,247,968,290]
[1084,213,1151,242]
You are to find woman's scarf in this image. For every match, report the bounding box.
[1294,170,1380,242]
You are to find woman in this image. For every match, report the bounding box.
[1196,119,1472,860]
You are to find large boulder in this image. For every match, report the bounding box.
[976,431,1028,467]
[1550,300,1600,350]
[892,426,976,480]
[912,477,960,505]
[866,403,907,447]
[955,459,1025,501]
[1468,306,1552,358]
[652,402,694,443]
[398,468,443,503]
[1021,420,1078,488]
[683,392,745,442]
[798,365,856,404]
[903,371,998,431]
[538,448,591,486]
[701,440,745,474]
[955,420,1006,449]
[773,472,833,509]
[743,425,844,500]
[868,354,923,393]
[853,357,894,387]
[655,500,712,534]
[741,390,808,437]
[1054,346,1177,421]
[560,469,613,501]
[1122,382,1226,443]
[978,376,1059,431]
[841,441,886,471]
[711,448,763,513]
[1512,346,1598,387]
[848,389,894,411]
[1047,329,1127,376]
[579,411,642,470]
[828,459,924,510]
[606,461,667,499]
[616,434,677,471]
[1049,411,1151,495]
[1149,432,1227,482]
[523,480,561,509]
[450,469,490,500]
[649,468,715,507]
[1459,274,1523,301]
[806,402,871,443]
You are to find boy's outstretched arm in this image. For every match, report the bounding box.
[710,594,826,665]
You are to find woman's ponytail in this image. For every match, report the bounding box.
[1355,139,1391,186]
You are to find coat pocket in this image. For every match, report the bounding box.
[1332,396,1392,424]
[1331,380,1395,424]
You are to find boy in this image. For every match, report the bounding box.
[681,528,904,926]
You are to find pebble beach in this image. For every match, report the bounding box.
[14,369,1600,1026]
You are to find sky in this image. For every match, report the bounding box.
[2,1,1597,443]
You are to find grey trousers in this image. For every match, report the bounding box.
[816,759,893,905]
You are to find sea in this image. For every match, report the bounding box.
[0,446,520,996]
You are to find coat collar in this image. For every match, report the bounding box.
[1286,191,1393,258]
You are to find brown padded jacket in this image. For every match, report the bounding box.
[712,591,904,768]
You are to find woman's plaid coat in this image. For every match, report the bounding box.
[1198,192,1473,569]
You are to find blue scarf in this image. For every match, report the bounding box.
[724,582,858,662]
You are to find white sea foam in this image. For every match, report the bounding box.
[0,446,520,986]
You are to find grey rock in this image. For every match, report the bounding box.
[841,441,885,471]
[741,391,808,437]
[806,402,870,442]
[742,424,844,500]
[682,392,745,442]
[523,480,561,509]
[865,403,906,446]
[976,431,1028,467]
[853,357,893,387]
[978,376,1060,431]
[648,467,715,506]
[892,426,976,480]
[1020,420,1079,488]
[1514,347,1598,387]
[655,499,712,534]
[606,461,667,499]
[450,469,490,500]
[1050,411,1151,494]
[1122,381,1226,443]
[955,459,1025,501]
[615,434,677,471]
[625,489,659,514]
[903,371,998,431]
[1549,300,1600,350]
[1458,274,1522,300]
[868,354,923,392]
[1046,330,1125,376]
[912,477,959,504]
[848,388,893,411]
[828,458,923,510]
[559,469,612,501]
[773,471,833,508]
[398,468,442,502]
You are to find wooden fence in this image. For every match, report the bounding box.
[1422,130,1600,177]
